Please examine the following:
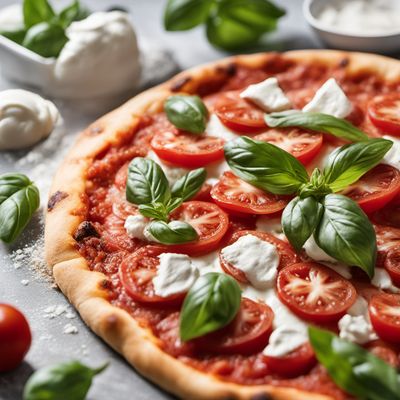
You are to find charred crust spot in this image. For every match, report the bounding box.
[339,58,350,68]
[99,279,112,290]
[105,314,119,330]
[89,125,104,135]
[48,191,68,211]
[251,394,273,400]
[74,221,99,242]
[170,76,192,92]
[216,63,237,76]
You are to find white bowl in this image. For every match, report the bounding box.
[303,0,400,54]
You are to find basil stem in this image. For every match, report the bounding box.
[23,0,56,28]
[147,220,198,244]
[309,327,400,400]
[23,361,108,400]
[0,173,40,244]
[180,272,241,341]
[171,168,206,202]
[265,110,368,143]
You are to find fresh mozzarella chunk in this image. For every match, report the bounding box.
[383,135,400,170]
[205,159,230,186]
[263,325,308,357]
[303,235,337,263]
[192,251,224,275]
[255,217,285,241]
[153,253,199,297]
[124,214,150,240]
[240,77,292,112]
[303,78,352,118]
[206,114,238,141]
[220,234,280,289]
[371,268,400,293]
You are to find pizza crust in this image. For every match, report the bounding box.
[45,50,400,400]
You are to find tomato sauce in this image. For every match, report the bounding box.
[78,55,400,399]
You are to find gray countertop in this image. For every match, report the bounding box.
[0,1,321,399]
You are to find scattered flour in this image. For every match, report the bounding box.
[63,323,79,334]
[20,279,29,286]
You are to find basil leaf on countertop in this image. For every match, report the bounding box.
[282,196,322,251]
[224,136,309,195]
[164,0,214,31]
[165,95,209,134]
[315,194,376,278]
[22,22,68,58]
[265,111,369,143]
[0,173,40,244]
[23,0,56,28]
[171,168,206,202]
[126,158,171,205]
[147,220,198,244]
[309,326,400,400]
[58,0,90,28]
[180,272,241,341]
[323,138,393,192]
[23,361,108,400]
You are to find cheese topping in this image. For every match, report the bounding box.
[240,77,292,112]
[206,114,238,141]
[263,325,308,357]
[303,235,337,263]
[221,234,280,289]
[124,214,150,240]
[371,268,400,293]
[153,253,199,297]
[255,217,286,241]
[383,135,400,170]
[303,78,352,119]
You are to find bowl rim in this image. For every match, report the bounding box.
[303,0,400,39]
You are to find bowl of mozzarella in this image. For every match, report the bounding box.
[303,0,400,54]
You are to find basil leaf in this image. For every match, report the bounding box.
[0,28,27,44]
[126,158,170,205]
[165,95,208,134]
[138,203,169,221]
[58,0,90,29]
[23,22,68,58]
[315,194,376,278]
[224,136,309,195]
[165,197,183,214]
[180,272,241,341]
[147,220,198,244]
[164,0,214,31]
[23,0,56,28]
[0,173,40,244]
[282,196,322,251]
[171,168,206,202]
[23,361,108,400]
[323,139,393,192]
[309,327,400,400]
[265,111,368,143]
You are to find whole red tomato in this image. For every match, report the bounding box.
[0,304,32,372]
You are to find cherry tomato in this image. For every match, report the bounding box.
[277,262,357,323]
[384,245,400,288]
[369,293,400,343]
[102,214,138,253]
[214,90,267,133]
[220,215,257,248]
[341,164,400,214]
[166,201,229,256]
[210,172,288,215]
[264,342,316,377]
[368,94,400,136]
[373,202,400,229]
[119,245,184,306]
[151,129,224,168]
[194,298,273,355]
[0,304,31,372]
[220,230,299,284]
[114,162,129,191]
[254,128,323,165]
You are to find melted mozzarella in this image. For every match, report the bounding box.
[255,216,286,241]
[304,235,337,263]
[153,253,199,297]
[206,114,238,141]
[303,78,352,119]
[240,77,292,112]
[371,268,400,293]
[383,135,400,170]
[263,325,308,357]
[220,235,280,289]
[124,214,149,240]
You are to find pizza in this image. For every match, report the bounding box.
[45,50,400,400]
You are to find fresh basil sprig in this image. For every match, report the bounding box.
[180,272,241,341]
[23,0,55,28]
[23,360,108,400]
[309,327,400,400]
[164,0,285,51]
[165,95,208,134]
[265,110,368,143]
[0,173,40,244]
[126,158,205,244]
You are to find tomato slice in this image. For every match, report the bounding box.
[373,202,400,229]
[263,342,316,377]
[384,245,400,288]
[254,128,323,165]
[368,94,400,136]
[165,201,229,256]
[220,230,299,284]
[119,245,184,306]
[277,262,357,323]
[194,298,273,355]
[340,164,400,214]
[369,293,400,343]
[114,162,130,191]
[151,128,224,168]
[214,90,267,133]
[210,172,288,215]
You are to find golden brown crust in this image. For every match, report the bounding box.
[45,50,400,400]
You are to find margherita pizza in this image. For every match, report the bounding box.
[45,50,400,400]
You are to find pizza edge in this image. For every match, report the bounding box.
[44,50,400,400]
